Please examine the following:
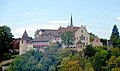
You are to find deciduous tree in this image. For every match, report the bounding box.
[61,31,74,48]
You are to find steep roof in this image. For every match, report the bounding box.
[58,26,79,34]
[38,26,79,38]
[40,29,58,36]
[21,30,30,40]
[32,36,53,42]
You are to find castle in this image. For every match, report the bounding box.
[20,15,102,55]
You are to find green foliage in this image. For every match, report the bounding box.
[8,44,120,71]
[61,31,74,48]
[89,33,95,42]
[111,34,120,47]
[48,65,56,71]
[85,45,96,57]
[100,38,107,46]
[8,50,43,71]
[1,53,11,60]
[93,50,109,71]
[84,62,94,71]
[34,29,40,38]
[111,47,120,56]
[111,25,119,38]
[59,57,82,71]
[106,56,120,70]
[110,25,120,47]
[0,25,13,61]
[112,67,120,71]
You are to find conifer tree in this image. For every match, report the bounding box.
[111,25,119,38]
[110,25,120,47]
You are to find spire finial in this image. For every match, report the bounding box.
[70,14,73,27]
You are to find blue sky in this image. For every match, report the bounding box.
[0,0,120,39]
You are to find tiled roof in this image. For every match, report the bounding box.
[40,29,58,36]
[58,26,79,34]
[21,30,30,40]
[32,36,53,42]
[39,26,79,37]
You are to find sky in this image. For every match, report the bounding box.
[0,0,120,39]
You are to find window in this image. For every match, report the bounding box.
[83,43,85,46]
[86,37,88,41]
[74,37,76,40]
[81,30,83,33]
[86,42,88,45]
[55,37,56,40]
[80,45,82,48]
[78,45,79,48]
[22,41,23,43]
[80,35,85,40]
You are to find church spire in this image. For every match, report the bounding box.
[70,14,73,27]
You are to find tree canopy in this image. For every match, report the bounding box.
[110,25,120,47]
[0,25,13,61]
[61,31,74,48]
[111,25,119,38]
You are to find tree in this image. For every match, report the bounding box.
[0,26,13,61]
[84,45,96,57]
[93,50,108,71]
[100,38,107,46]
[34,29,40,38]
[89,33,96,42]
[111,25,119,38]
[61,31,74,48]
[59,57,82,71]
[106,56,120,70]
[84,62,94,71]
[111,47,120,57]
[112,67,120,71]
[8,50,43,71]
[110,25,120,47]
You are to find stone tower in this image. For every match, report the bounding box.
[19,30,30,55]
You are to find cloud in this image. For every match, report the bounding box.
[50,20,69,24]
[11,20,70,38]
[0,23,8,26]
[11,25,41,38]
[117,17,120,21]
[11,23,65,38]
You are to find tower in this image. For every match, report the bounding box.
[19,30,30,55]
[70,14,73,27]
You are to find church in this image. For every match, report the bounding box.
[19,15,90,55]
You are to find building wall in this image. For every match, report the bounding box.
[76,44,84,51]
[91,37,103,46]
[19,40,28,55]
[53,36,62,43]
[74,26,90,51]
[20,40,34,55]
[27,44,34,51]
[74,26,90,46]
